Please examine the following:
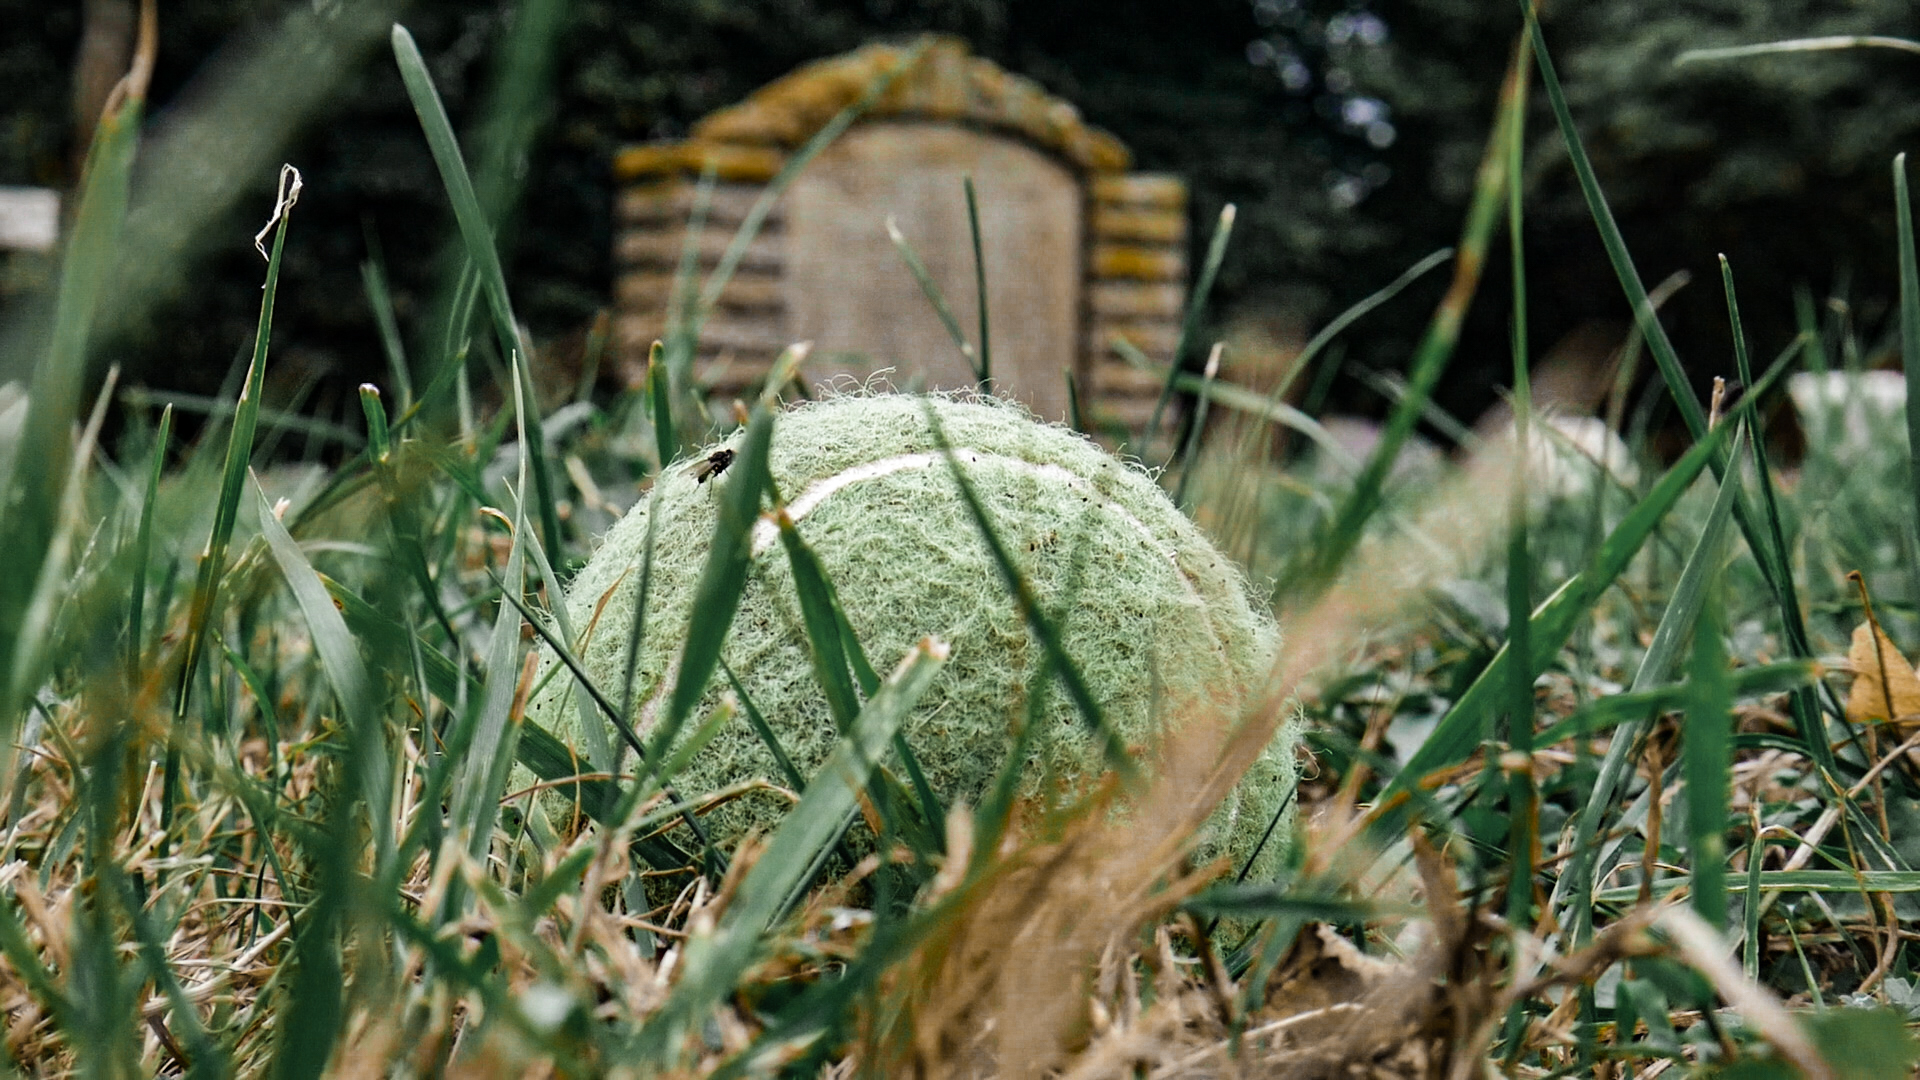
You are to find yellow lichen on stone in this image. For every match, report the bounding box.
[1091,243,1185,281]
[1064,127,1131,173]
[610,145,687,181]
[611,142,785,183]
[693,42,919,147]
[897,37,970,119]
[963,60,1010,127]
[631,35,1133,175]
[998,75,1053,148]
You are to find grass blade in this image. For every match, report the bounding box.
[1592,870,1920,904]
[125,404,172,673]
[887,215,979,380]
[516,509,614,774]
[392,23,563,557]
[219,634,285,781]
[9,370,117,715]
[493,570,720,860]
[1502,41,1536,936]
[359,239,413,410]
[0,23,146,721]
[1683,517,1733,930]
[1794,283,1831,374]
[355,390,468,658]
[620,481,666,731]
[649,403,775,780]
[1298,37,1527,592]
[323,573,460,702]
[965,175,991,392]
[1172,344,1223,504]
[512,719,618,816]
[774,510,864,730]
[1145,204,1234,449]
[1897,154,1920,556]
[108,867,226,1079]
[625,638,948,1065]
[1530,659,1812,750]
[1525,2,1833,771]
[358,383,391,463]
[1524,6,1708,437]
[271,809,348,1079]
[1675,34,1920,65]
[924,401,1138,784]
[464,0,568,231]
[453,494,530,861]
[116,388,365,448]
[721,657,805,790]
[0,898,74,1033]
[1743,814,1766,980]
[646,340,675,469]
[1370,366,1787,833]
[1720,256,1807,677]
[1556,426,1748,944]
[254,476,393,871]
[574,309,611,404]
[1,369,113,824]
[175,167,300,720]
[1157,369,1364,471]
[774,507,945,853]
[1268,247,1455,408]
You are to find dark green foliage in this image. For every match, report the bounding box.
[7,0,1918,437]
[1347,0,1920,420]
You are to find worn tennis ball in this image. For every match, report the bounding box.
[531,393,1292,877]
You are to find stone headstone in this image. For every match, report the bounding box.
[787,121,1082,419]
[611,36,1191,439]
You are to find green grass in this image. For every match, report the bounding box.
[5,10,1920,1078]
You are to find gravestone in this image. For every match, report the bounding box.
[611,36,1190,437]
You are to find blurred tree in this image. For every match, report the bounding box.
[1325,0,1920,422]
[1,0,1916,439]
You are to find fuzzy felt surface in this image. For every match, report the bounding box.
[528,393,1293,877]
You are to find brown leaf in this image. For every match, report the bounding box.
[1845,622,1920,727]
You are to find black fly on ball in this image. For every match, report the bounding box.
[693,448,736,484]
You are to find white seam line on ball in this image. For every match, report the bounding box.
[748,451,1229,661]
[625,450,1238,737]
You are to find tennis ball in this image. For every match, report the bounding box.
[530,392,1292,878]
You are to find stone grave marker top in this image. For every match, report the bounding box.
[611,35,1189,437]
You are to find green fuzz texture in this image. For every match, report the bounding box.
[528,393,1292,878]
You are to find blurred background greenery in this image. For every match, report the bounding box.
[3,0,1918,438]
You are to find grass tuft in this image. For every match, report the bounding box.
[4,9,1920,1078]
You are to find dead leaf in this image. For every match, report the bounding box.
[1845,622,1920,727]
